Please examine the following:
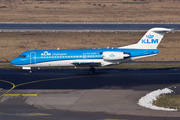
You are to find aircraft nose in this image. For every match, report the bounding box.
[11,58,17,65]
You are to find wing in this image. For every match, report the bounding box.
[71,62,102,67]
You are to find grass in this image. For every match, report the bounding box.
[101,63,180,69]
[153,94,180,111]
[122,2,150,4]
[0,32,180,62]
[0,0,180,22]
[0,63,18,69]
[1,62,180,69]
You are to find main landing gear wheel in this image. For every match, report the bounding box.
[89,67,95,74]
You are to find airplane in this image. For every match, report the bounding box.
[11,28,172,73]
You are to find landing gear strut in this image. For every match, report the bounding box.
[89,67,95,74]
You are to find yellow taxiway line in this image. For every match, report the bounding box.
[3,94,21,96]
[0,74,119,98]
[0,79,16,98]
[2,94,38,96]
[21,94,38,96]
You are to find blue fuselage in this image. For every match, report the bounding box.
[11,48,158,66]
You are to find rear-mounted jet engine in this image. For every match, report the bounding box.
[102,52,130,61]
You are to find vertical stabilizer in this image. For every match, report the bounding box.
[120,28,172,49]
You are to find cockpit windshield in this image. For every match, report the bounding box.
[19,55,26,58]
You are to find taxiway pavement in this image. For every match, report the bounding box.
[0,68,179,120]
[1,23,180,32]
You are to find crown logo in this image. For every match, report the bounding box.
[109,54,115,57]
[146,34,154,39]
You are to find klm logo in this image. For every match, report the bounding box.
[142,39,158,44]
[142,34,158,44]
[41,51,51,56]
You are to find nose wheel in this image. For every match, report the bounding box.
[29,70,32,74]
[89,67,95,74]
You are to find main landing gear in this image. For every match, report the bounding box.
[89,67,95,74]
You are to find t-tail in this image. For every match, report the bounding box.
[120,28,172,49]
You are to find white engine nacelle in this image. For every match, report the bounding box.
[102,52,130,61]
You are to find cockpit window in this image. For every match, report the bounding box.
[21,55,26,58]
[19,55,26,58]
